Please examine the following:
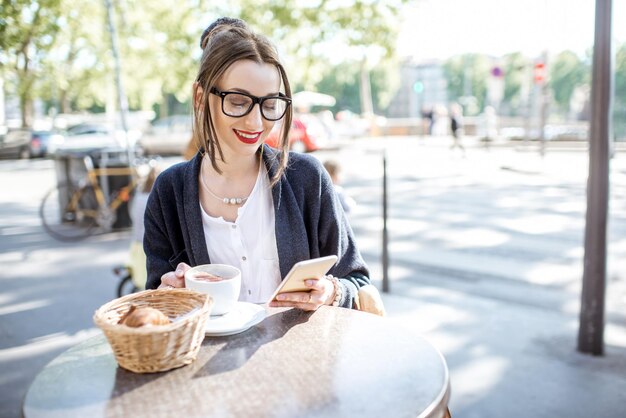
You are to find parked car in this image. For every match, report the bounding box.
[138,115,192,156]
[0,127,32,159]
[0,127,68,159]
[265,115,332,153]
[29,131,65,158]
[335,110,369,139]
[49,123,141,155]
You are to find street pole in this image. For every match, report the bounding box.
[104,0,132,166]
[578,0,612,356]
[382,150,389,293]
[538,52,549,158]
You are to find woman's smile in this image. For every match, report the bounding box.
[233,129,263,144]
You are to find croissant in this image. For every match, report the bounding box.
[118,305,171,327]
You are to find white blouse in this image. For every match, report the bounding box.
[200,163,281,303]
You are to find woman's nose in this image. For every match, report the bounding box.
[243,103,264,128]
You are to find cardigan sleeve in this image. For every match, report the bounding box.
[143,186,171,289]
[143,172,191,289]
[314,162,371,308]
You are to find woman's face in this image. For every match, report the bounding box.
[209,59,281,159]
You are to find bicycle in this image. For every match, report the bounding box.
[40,152,159,241]
[112,265,141,297]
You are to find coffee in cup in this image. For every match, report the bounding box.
[185,264,241,315]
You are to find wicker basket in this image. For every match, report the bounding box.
[93,288,212,373]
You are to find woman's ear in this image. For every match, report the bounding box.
[193,82,204,110]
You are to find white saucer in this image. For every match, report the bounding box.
[205,302,266,336]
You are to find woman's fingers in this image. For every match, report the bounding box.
[267,278,337,311]
[158,271,183,288]
[269,299,317,311]
[275,291,313,304]
[270,287,326,311]
[158,262,191,289]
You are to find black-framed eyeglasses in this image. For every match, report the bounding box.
[210,87,291,121]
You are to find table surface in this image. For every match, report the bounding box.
[23,306,450,418]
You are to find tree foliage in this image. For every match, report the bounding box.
[2,0,406,123]
[443,54,491,115]
[502,52,528,115]
[614,43,626,138]
[1,0,61,126]
[314,58,399,114]
[549,50,589,113]
[232,0,405,89]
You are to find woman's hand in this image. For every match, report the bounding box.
[157,262,191,289]
[268,277,336,311]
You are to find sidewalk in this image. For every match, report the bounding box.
[1,140,625,417]
[333,137,626,417]
[379,285,626,417]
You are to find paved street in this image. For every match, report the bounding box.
[1,137,626,417]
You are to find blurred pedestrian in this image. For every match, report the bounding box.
[323,159,356,215]
[449,103,466,156]
[421,105,435,136]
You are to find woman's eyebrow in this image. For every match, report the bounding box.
[226,87,281,96]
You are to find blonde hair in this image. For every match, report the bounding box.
[192,19,292,185]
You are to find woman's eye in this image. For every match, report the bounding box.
[263,100,278,110]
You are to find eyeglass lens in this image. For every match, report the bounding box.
[223,93,288,120]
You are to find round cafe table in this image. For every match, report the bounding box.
[23,306,450,418]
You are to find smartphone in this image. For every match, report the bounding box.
[269,255,338,302]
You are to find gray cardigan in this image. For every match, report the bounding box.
[143,145,370,308]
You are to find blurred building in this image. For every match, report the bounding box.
[387,59,448,118]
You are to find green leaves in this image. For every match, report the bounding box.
[549,50,588,112]
[4,0,407,122]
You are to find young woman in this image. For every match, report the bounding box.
[144,18,370,311]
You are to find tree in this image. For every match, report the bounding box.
[2,0,407,122]
[443,53,491,115]
[614,43,626,139]
[315,60,398,114]
[501,52,528,116]
[0,0,61,127]
[35,0,110,114]
[115,0,197,116]
[230,0,406,114]
[549,50,589,115]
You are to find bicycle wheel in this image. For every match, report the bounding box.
[117,275,139,297]
[40,183,100,241]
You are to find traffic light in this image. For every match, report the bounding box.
[534,62,546,84]
[413,81,424,93]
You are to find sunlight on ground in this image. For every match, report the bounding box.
[525,264,582,286]
[0,299,50,316]
[0,251,26,264]
[452,356,509,398]
[389,218,430,234]
[389,240,424,253]
[0,328,101,362]
[495,214,579,235]
[493,196,536,210]
[606,324,626,348]
[424,228,510,249]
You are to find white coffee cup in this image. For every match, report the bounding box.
[184,264,241,315]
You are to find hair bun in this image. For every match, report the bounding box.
[200,17,248,49]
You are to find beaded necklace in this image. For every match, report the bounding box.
[200,152,261,205]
